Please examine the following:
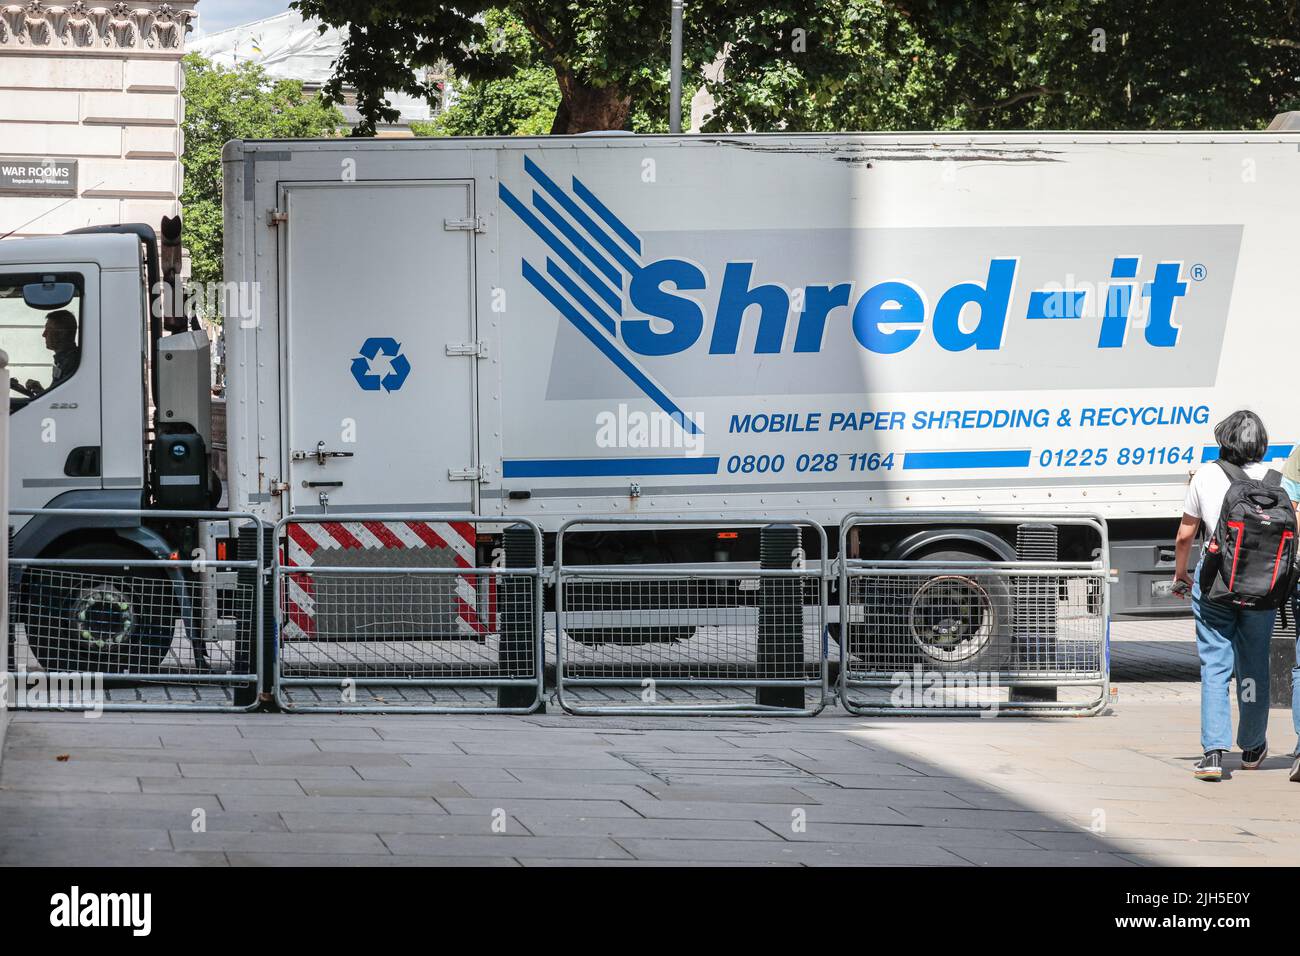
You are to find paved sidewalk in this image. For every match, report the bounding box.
[4,617,1295,867]
[2,696,1297,867]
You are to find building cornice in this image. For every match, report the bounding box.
[0,2,197,54]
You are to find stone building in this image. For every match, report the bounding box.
[0,1,198,239]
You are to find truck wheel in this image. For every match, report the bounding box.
[848,549,1013,671]
[20,542,178,674]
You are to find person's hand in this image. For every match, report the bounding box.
[1173,569,1193,598]
[23,378,42,396]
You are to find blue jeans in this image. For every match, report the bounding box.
[1192,562,1273,753]
[1290,593,1300,756]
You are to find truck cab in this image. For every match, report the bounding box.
[3,226,221,674]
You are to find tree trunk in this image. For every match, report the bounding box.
[551,69,631,133]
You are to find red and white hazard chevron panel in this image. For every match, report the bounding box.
[281,520,488,641]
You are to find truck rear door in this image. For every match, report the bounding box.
[279,181,478,514]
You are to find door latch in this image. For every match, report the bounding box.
[448,465,489,481]
[292,441,356,466]
[444,216,487,233]
[445,341,488,357]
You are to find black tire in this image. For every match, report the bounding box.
[847,549,1014,671]
[20,542,177,674]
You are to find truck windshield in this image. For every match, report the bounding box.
[1,273,83,414]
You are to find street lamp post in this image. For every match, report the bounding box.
[670,0,683,133]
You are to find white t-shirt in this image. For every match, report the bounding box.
[1182,460,1271,533]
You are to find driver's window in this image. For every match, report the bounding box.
[2,273,83,413]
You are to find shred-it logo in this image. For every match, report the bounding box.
[49,887,151,936]
[501,157,1195,426]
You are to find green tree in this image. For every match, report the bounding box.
[292,0,752,133]
[294,0,1299,136]
[181,54,344,298]
[412,10,561,136]
[707,0,1300,133]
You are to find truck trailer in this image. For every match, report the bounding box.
[5,120,1300,676]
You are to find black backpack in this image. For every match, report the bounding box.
[1199,460,1299,609]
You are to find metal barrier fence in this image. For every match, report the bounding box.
[554,518,829,716]
[273,515,544,713]
[837,512,1110,717]
[6,509,265,712]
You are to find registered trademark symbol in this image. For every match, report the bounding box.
[1190,263,1207,281]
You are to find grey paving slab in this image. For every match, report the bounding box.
[0,809,287,833]
[943,847,1142,867]
[174,763,364,780]
[436,797,642,818]
[247,750,411,767]
[0,827,173,852]
[453,781,654,801]
[0,791,225,812]
[635,783,821,803]
[511,815,775,841]
[280,811,528,835]
[0,848,230,867]
[171,831,390,854]
[891,806,1089,831]
[139,776,307,796]
[615,838,971,866]
[620,798,914,825]
[379,833,633,859]
[219,794,452,813]
[516,858,802,867]
[0,773,146,793]
[224,852,520,867]
[301,779,504,797]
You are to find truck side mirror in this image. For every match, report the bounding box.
[22,277,75,310]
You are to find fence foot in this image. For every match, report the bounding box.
[1270,635,1294,707]
[757,523,805,711]
[235,525,274,709]
[1010,686,1057,703]
[498,523,540,711]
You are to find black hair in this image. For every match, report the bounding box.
[1214,409,1268,467]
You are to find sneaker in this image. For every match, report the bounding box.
[1194,750,1224,781]
[1241,743,1268,769]
[1290,754,1300,783]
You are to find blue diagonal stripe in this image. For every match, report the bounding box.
[546,258,616,336]
[499,183,621,312]
[524,156,640,275]
[572,174,642,255]
[531,190,623,288]
[521,259,701,434]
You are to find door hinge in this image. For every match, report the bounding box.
[448,465,489,481]
[445,341,489,357]
[267,208,288,226]
[269,479,290,496]
[444,216,486,234]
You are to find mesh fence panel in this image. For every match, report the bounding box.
[273,517,543,713]
[838,568,1106,677]
[558,575,823,682]
[7,565,259,709]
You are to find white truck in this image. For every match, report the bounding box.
[5,118,1300,674]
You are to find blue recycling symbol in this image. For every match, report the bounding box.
[351,337,411,392]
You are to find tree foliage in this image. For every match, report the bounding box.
[294,0,1300,136]
[708,0,1300,133]
[181,53,343,295]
